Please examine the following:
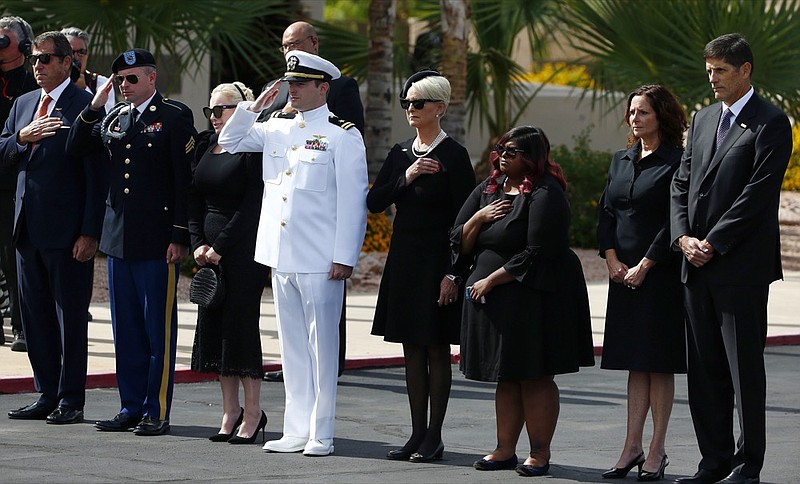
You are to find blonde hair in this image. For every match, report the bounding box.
[410,76,451,108]
[211,81,254,102]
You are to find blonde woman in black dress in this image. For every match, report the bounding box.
[188,82,269,444]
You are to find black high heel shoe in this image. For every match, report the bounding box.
[637,454,668,482]
[228,411,267,444]
[602,451,645,479]
[409,441,444,463]
[208,407,243,442]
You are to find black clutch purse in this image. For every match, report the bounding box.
[189,265,225,308]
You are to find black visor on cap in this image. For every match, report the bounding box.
[400,69,441,98]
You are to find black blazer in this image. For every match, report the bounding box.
[0,82,105,249]
[671,93,792,284]
[67,92,197,259]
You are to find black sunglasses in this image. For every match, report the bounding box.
[399,98,441,110]
[113,74,140,85]
[27,53,65,65]
[495,144,522,158]
[203,105,237,120]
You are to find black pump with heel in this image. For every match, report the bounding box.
[637,454,668,482]
[208,407,243,442]
[602,452,645,479]
[228,411,267,444]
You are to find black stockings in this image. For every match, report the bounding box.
[401,342,452,455]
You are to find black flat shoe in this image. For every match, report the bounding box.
[8,401,56,420]
[603,451,645,478]
[516,462,550,477]
[133,416,170,436]
[46,407,84,425]
[409,441,444,463]
[473,454,519,471]
[263,370,283,382]
[228,411,267,444]
[638,454,668,481]
[209,407,244,442]
[386,448,414,460]
[95,412,141,431]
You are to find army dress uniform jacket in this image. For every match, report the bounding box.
[67,92,196,259]
[219,103,368,273]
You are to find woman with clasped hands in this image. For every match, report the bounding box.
[188,82,269,444]
[451,126,594,477]
[367,70,475,463]
[597,84,687,481]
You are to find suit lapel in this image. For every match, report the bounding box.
[700,96,757,185]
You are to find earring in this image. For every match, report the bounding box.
[435,114,440,118]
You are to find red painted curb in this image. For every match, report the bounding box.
[2,336,799,394]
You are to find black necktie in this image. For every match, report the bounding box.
[715,108,733,149]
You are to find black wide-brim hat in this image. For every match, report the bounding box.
[111,48,156,73]
[400,69,441,98]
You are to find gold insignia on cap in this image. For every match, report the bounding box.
[185,136,195,154]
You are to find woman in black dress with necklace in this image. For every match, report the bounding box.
[368,70,475,462]
[597,85,687,481]
[453,126,594,477]
[188,82,269,444]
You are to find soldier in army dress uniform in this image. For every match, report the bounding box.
[219,51,368,456]
[66,48,197,436]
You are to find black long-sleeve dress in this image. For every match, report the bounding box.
[368,137,476,345]
[188,132,268,378]
[597,142,686,373]
[452,174,595,382]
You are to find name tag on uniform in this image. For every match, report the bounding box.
[143,122,163,133]
[305,135,328,151]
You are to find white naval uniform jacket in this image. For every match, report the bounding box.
[218,102,368,273]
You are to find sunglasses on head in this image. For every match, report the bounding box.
[399,98,441,110]
[203,105,237,120]
[27,53,65,65]
[113,74,141,85]
[494,144,522,158]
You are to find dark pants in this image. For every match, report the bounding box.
[108,256,179,421]
[0,191,22,333]
[16,229,92,410]
[684,271,768,479]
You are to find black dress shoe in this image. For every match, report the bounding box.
[133,416,170,436]
[263,370,284,382]
[8,401,56,420]
[95,413,140,431]
[638,454,668,481]
[516,462,550,477]
[46,407,84,424]
[716,471,759,484]
[674,468,730,484]
[409,441,444,463]
[387,448,414,460]
[603,452,645,478]
[473,454,518,470]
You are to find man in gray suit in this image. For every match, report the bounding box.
[671,33,792,484]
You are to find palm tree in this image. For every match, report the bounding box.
[365,0,397,180]
[2,0,294,93]
[560,0,800,118]
[439,0,469,145]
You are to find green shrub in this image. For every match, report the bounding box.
[552,128,611,249]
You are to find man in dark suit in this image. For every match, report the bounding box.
[0,16,38,351]
[67,48,196,436]
[1,31,105,424]
[261,21,365,383]
[671,33,792,484]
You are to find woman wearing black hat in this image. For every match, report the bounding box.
[367,70,475,462]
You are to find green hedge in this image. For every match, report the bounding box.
[552,129,612,249]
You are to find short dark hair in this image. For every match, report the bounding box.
[33,31,73,61]
[704,33,754,74]
[624,84,688,149]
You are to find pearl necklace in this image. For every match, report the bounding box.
[412,130,447,158]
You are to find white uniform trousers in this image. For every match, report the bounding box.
[272,271,343,441]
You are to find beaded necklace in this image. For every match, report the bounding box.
[411,130,447,158]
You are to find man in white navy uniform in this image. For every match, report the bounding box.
[219,51,367,457]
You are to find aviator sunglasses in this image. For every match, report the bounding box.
[203,105,237,119]
[494,144,522,158]
[26,53,65,65]
[113,74,141,85]
[399,98,441,110]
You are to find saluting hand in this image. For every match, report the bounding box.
[249,80,282,113]
[90,76,114,110]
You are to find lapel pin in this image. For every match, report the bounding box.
[149,105,156,112]
[739,123,747,128]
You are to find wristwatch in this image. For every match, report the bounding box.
[445,274,463,286]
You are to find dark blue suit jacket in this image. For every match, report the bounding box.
[0,82,105,249]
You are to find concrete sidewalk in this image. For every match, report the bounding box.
[2,271,800,392]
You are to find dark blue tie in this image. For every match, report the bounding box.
[716,108,733,149]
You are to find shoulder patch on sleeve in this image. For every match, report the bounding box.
[270,111,296,119]
[329,115,355,130]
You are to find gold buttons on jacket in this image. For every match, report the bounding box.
[124,173,130,179]
[291,145,297,151]
[125,144,131,149]
[124,158,131,164]
[285,169,292,176]
[147,143,152,148]
[280,219,287,226]
[123,188,130,194]
[299,122,305,128]
[282,195,288,201]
